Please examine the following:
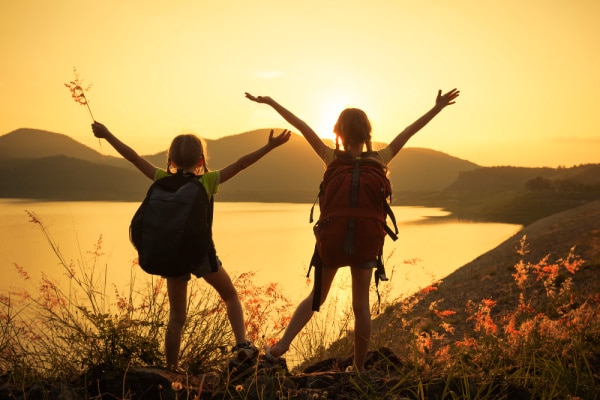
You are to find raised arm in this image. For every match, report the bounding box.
[91,122,157,180]
[387,88,460,159]
[219,129,291,184]
[245,92,329,161]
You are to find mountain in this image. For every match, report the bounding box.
[389,147,478,191]
[0,128,124,167]
[436,164,600,224]
[0,156,150,200]
[446,165,600,193]
[0,128,479,202]
[2,128,599,225]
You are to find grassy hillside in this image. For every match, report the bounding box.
[399,199,600,329]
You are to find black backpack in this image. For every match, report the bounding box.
[130,170,217,277]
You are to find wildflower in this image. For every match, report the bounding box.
[512,260,529,289]
[504,315,520,338]
[403,257,422,266]
[434,345,451,364]
[541,264,559,279]
[416,332,432,354]
[532,255,551,281]
[88,234,105,258]
[519,318,536,339]
[481,298,496,308]
[515,235,529,256]
[420,285,438,295]
[64,67,95,121]
[517,293,535,314]
[434,309,456,318]
[116,293,130,312]
[39,276,67,311]
[153,278,165,297]
[454,335,478,349]
[561,248,583,274]
[439,321,455,334]
[481,315,498,335]
[13,263,30,280]
[26,210,41,225]
[467,298,498,335]
[305,276,312,287]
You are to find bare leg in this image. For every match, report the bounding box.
[165,278,188,370]
[203,266,247,344]
[270,267,338,358]
[350,267,373,371]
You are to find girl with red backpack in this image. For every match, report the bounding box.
[246,88,459,372]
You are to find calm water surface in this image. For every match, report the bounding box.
[1,200,522,302]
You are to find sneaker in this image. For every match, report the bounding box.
[259,346,288,372]
[166,364,187,374]
[232,341,258,362]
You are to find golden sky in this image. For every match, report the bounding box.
[1,0,598,167]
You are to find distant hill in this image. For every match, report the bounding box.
[0,156,150,201]
[0,128,124,167]
[3,128,598,225]
[390,147,478,192]
[446,165,600,192]
[0,128,479,203]
[438,165,600,224]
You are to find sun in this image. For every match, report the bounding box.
[312,94,352,142]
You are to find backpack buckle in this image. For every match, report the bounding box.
[377,270,389,282]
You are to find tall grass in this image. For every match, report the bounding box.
[363,234,600,399]
[1,213,599,399]
[0,212,293,382]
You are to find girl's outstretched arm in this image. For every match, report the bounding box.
[91,122,157,180]
[219,129,291,184]
[245,93,329,160]
[387,88,460,159]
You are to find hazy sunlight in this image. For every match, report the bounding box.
[312,92,355,142]
[1,1,599,167]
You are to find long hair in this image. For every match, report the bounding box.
[333,108,373,152]
[166,134,209,174]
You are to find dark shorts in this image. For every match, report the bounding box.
[163,255,222,281]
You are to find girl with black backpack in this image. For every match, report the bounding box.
[91,121,290,371]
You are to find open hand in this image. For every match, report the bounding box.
[268,129,291,148]
[436,88,460,108]
[245,92,272,104]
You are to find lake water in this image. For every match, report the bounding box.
[1,199,522,304]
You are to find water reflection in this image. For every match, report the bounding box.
[1,201,521,304]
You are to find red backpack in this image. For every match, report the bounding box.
[308,150,398,311]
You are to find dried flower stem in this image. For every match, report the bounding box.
[64,67,95,121]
